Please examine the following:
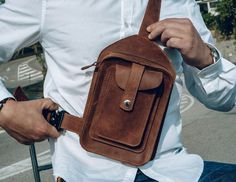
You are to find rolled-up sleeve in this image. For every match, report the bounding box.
[183,1,236,111]
[184,57,236,111]
[0,0,42,100]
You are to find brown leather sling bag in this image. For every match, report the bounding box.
[14,0,176,166]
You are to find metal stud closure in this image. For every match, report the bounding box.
[48,110,66,131]
[123,99,131,109]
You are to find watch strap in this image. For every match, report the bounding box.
[206,43,220,64]
[0,98,14,111]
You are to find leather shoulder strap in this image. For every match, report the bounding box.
[138,0,162,37]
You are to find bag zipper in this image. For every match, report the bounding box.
[81,61,99,70]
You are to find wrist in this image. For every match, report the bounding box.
[195,44,215,69]
[0,98,16,127]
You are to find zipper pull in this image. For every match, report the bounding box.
[81,61,99,70]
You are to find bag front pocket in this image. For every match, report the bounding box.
[89,60,164,152]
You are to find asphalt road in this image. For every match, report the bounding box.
[182,97,236,164]
[0,134,53,182]
[0,55,43,89]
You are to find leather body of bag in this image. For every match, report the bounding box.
[14,0,176,166]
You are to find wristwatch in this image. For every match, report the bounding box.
[0,98,14,111]
[206,44,220,64]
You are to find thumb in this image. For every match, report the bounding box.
[46,123,61,138]
[40,98,59,111]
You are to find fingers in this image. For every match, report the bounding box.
[147,18,212,68]
[5,128,33,145]
[147,23,185,49]
[166,37,183,50]
[38,99,60,138]
[146,18,193,40]
[37,99,60,138]
[11,120,60,144]
[2,99,61,146]
[160,29,185,46]
[147,22,164,39]
[38,98,59,111]
[45,122,60,139]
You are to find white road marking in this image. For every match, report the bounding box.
[0,130,5,134]
[180,94,195,114]
[0,150,51,181]
[18,68,34,74]
[17,59,43,82]
[19,73,43,81]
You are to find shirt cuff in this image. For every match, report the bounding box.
[0,80,14,101]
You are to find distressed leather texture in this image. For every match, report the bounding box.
[79,0,175,166]
[14,0,176,166]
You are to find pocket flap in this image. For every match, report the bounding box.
[116,64,163,90]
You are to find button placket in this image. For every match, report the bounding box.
[120,0,133,38]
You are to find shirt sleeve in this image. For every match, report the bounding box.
[183,1,236,111]
[0,0,42,100]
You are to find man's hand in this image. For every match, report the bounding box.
[0,98,60,145]
[147,18,214,69]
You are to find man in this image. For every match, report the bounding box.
[0,0,236,181]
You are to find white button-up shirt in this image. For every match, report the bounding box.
[0,0,236,182]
